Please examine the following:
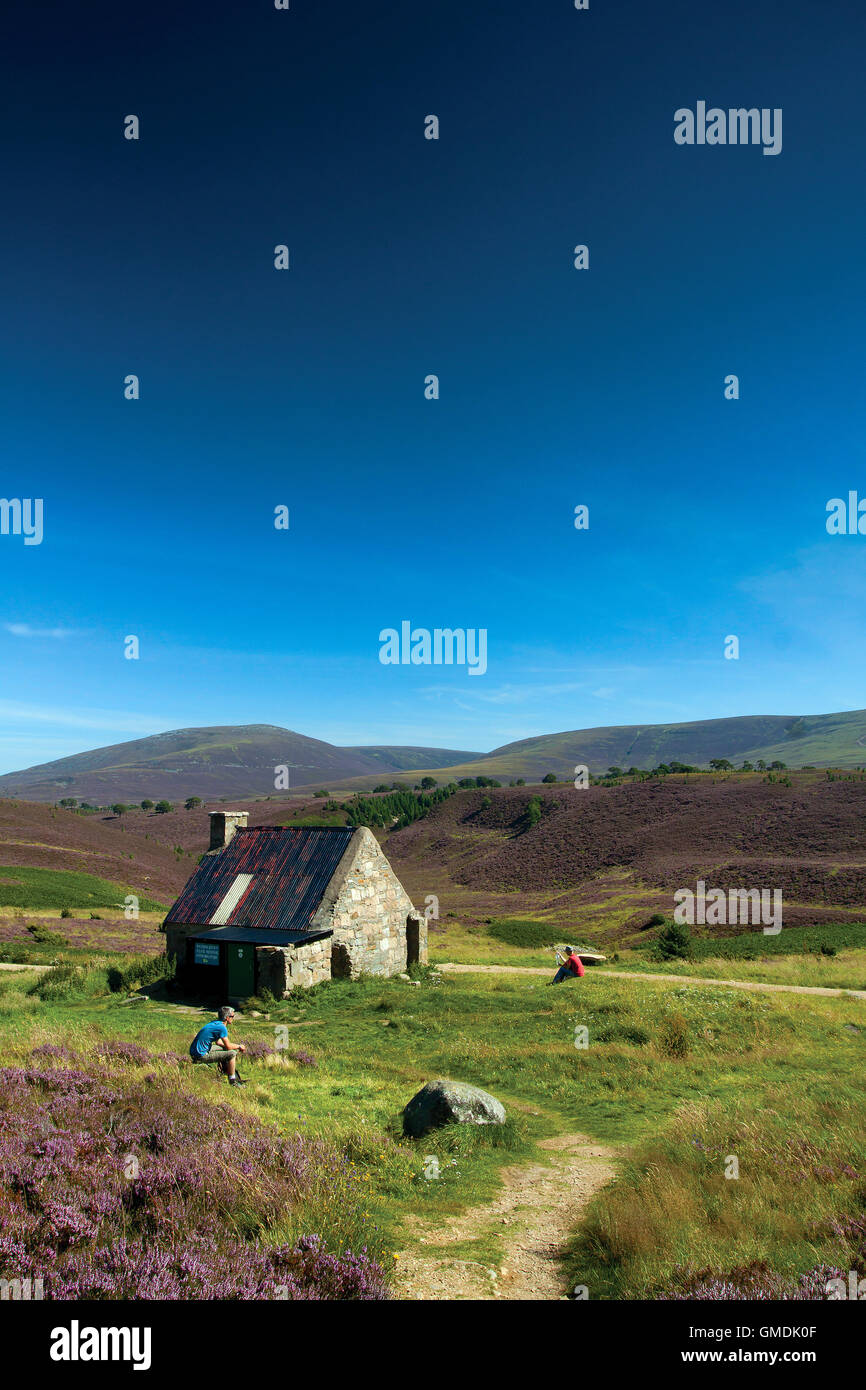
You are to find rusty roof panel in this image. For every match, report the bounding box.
[165,826,356,932]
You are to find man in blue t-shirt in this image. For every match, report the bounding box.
[189,1006,247,1085]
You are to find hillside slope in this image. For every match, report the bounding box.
[386,775,866,936]
[328,709,866,790]
[0,726,482,803]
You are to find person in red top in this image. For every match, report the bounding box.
[550,946,585,984]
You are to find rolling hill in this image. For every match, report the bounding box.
[386,775,866,940]
[314,709,866,791]
[2,709,866,805]
[0,726,482,804]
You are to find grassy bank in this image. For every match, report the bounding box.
[0,865,166,912]
[428,917,866,991]
[1,959,862,1298]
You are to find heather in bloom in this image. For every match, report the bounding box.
[0,1066,387,1300]
[30,1043,79,1064]
[658,1260,851,1301]
[94,1040,152,1067]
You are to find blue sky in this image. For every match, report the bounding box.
[2,0,865,773]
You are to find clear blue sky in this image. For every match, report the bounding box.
[2,0,865,773]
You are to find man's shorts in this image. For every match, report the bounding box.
[191,1047,238,1065]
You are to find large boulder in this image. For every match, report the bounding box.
[402,1079,506,1138]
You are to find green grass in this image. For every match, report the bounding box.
[607,949,866,992]
[486,918,564,949]
[2,960,863,1297]
[637,921,866,961]
[280,812,348,828]
[428,920,560,968]
[0,866,165,912]
[428,916,866,990]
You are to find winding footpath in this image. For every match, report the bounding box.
[394,1130,617,1301]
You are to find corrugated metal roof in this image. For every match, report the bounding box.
[189,925,333,948]
[165,825,356,932]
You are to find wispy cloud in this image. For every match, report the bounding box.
[0,700,174,734]
[419,680,587,706]
[4,623,81,639]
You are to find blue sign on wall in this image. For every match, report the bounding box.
[194,941,220,966]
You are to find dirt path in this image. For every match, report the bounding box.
[438,961,866,1000]
[393,1131,617,1301]
[0,962,49,973]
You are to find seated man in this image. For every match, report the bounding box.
[189,1005,247,1085]
[550,946,586,984]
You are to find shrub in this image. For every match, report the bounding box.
[26,924,67,948]
[657,1261,847,1300]
[107,953,173,995]
[526,796,542,829]
[655,920,691,960]
[60,907,73,920]
[94,1040,151,1067]
[26,964,109,1002]
[30,1043,79,1064]
[0,943,29,964]
[659,1012,690,1058]
[640,922,866,962]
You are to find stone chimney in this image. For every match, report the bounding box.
[208,810,249,852]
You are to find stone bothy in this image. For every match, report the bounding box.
[164,814,426,1002]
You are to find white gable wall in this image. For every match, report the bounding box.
[311,826,417,978]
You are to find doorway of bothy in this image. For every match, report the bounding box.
[331,941,352,979]
[406,914,423,967]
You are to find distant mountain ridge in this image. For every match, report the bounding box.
[1,709,865,802]
[0,725,483,803]
[378,709,866,789]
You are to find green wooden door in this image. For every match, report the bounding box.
[226,942,255,999]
